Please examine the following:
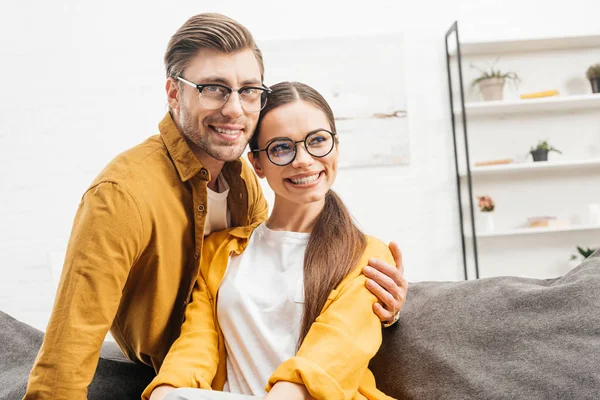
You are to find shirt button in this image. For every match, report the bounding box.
[194,252,199,260]
[197,205,205,212]
[200,169,208,176]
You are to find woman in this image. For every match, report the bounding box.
[144,82,399,400]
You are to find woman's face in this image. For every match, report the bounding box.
[249,100,338,207]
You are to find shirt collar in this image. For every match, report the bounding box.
[159,112,242,182]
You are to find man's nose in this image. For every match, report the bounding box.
[221,92,244,119]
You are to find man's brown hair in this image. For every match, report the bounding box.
[164,13,265,81]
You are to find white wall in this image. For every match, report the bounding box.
[1,0,599,330]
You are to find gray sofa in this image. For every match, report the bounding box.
[2,251,599,399]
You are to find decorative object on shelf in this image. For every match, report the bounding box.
[476,195,495,233]
[520,90,559,100]
[529,140,562,162]
[585,63,600,94]
[470,61,520,101]
[527,216,569,228]
[474,158,513,167]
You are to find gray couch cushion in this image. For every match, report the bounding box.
[370,255,600,400]
[0,311,155,399]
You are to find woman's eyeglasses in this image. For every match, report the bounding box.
[252,129,337,166]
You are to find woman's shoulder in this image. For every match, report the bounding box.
[362,235,393,263]
[338,235,393,285]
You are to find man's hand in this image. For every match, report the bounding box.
[363,241,408,326]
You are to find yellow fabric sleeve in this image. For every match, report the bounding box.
[24,182,146,399]
[141,276,219,399]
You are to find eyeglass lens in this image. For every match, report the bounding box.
[200,85,267,112]
[267,130,334,166]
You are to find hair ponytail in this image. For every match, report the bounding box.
[298,190,366,347]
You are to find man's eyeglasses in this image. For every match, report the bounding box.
[177,76,272,113]
[252,129,337,166]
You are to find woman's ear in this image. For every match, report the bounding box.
[248,151,265,178]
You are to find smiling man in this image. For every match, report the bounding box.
[23,13,407,399]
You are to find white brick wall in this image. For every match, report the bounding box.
[1,0,599,330]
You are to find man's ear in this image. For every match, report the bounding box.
[248,151,265,178]
[166,78,181,113]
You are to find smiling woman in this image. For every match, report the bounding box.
[144,82,399,400]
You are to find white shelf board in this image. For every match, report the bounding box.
[460,158,600,178]
[455,94,600,116]
[449,34,600,56]
[472,224,600,238]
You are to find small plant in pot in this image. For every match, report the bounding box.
[569,246,598,268]
[529,140,562,162]
[470,61,520,101]
[586,63,600,94]
[476,195,495,232]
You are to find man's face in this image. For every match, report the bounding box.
[170,48,262,162]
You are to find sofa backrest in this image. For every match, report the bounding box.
[370,255,600,399]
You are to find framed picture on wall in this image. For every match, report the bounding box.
[258,33,410,168]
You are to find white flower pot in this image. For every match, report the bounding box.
[477,212,495,233]
[479,78,505,101]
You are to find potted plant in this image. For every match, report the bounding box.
[470,62,520,101]
[476,195,495,232]
[586,63,600,94]
[569,246,598,269]
[529,140,562,162]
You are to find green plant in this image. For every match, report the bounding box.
[529,140,562,154]
[470,60,520,87]
[586,64,600,80]
[577,246,597,259]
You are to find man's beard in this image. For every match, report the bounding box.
[179,104,248,162]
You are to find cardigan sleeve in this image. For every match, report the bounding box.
[141,275,219,399]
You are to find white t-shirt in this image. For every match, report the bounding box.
[204,173,232,236]
[217,222,308,395]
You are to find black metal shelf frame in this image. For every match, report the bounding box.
[444,21,480,281]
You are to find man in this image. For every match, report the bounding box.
[24,13,407,399]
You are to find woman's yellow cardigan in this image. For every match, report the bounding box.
[142,224,395,400]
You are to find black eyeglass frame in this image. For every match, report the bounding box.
[176,76,272,112]
[252,129,338,166]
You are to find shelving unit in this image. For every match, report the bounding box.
[445,22,600,280]
[456,93,600,116]
[449,34,600,56]
[469,224,600,238]
[460,158,600,178]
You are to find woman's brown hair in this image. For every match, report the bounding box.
[250,82,367,347]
